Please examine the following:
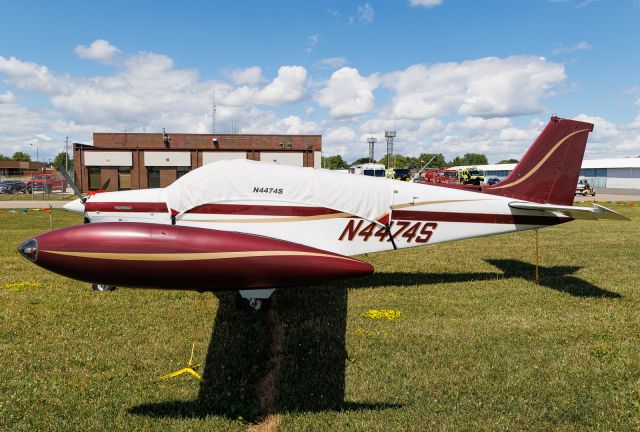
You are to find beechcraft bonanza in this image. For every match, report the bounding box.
[18,116,628,309]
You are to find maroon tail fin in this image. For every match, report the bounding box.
[484,116,594,205]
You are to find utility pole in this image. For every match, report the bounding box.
[64,136,69,171]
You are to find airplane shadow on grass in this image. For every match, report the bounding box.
[129,287,402,422]
[344,259,621,299]
[129,259,618,421]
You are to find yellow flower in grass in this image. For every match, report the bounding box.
[3,281,40,291]
[361,309,402,321]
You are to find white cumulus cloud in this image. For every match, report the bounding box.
[384,56,565,119]
[0,56,67,93]
[0,91,15,103]
[230,66,264,85]
[317,67,378,118]
[257,66,307,105]
[74,39,121,62]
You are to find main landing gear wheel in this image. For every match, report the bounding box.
[235,289,275,312]
[92,283,117,292]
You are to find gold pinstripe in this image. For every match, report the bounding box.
[181,200,488,224]
[391,199,488,210]
[180,212,352,224]
[41,249,361,263]
[491,129,590,189]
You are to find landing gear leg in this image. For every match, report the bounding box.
[235,289,275,311]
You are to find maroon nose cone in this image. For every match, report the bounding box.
[18,239,38,262]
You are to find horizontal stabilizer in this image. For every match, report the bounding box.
[509,202,630,221]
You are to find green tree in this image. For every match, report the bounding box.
[498,158,519,164]
[321,155,350,170]
[53,151,73,170]
[461,153,488,166]
[12,151,31,162]
[374,154,419,169]
[350,157,371,166]
[417,153,446,169]
[0,154,10,161]
[448,153,488,167]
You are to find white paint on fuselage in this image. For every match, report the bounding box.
[80,178,564,257]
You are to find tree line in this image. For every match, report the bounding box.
[0,151,73,168]
[322,153,518,171]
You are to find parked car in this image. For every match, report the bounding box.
[0,180,31,194]
[486,177,501,185]
[26,173,65,193]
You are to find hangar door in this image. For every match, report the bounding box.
[606,168,640,189]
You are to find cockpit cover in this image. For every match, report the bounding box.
[163,159,394,223]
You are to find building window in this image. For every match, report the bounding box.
[147,167,160,188]
[118,167,132,190]
[88,167,101,191]
[177,166,190,179]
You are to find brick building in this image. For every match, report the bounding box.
[0,161,46,178]
[73,132,322,193]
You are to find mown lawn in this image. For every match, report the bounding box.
[0,192,75,201]
[1,205,639,431]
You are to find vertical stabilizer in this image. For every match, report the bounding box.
[485,116,594,205]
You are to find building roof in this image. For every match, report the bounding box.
[452,157,640,172]
[0,161,46,169]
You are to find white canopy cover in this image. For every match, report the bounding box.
[163,159,395,222]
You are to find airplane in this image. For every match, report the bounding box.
[18,115,628,310]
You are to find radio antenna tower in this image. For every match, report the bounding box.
[211,93,217,133]
[385,130,396,169]
[367,137,377,163]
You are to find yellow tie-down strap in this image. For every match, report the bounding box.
[158,342,203,382]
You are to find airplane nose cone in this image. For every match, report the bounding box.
[63,198,85,215]
[18,239,38,262]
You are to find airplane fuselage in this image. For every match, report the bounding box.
[76,178,570,257]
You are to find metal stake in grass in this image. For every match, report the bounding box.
[534,229,540,285]
[158,294,209,383]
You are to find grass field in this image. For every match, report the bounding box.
[1,206,639,431]
[0,192,75,201]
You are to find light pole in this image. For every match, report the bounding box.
[29,143,39,163]
[65,136,69,171]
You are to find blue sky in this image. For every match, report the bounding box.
[0,0,639,163]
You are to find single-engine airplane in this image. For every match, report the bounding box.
[18,116,628,309]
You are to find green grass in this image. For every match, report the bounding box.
[0,192,75,201]
[1,205,639,431]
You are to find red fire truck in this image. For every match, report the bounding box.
[423,169,459,184]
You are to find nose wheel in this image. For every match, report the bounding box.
[92,283,117,292]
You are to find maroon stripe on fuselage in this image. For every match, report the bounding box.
[391,210,570,226]
[85,202,168,213]
[185,203,342,216]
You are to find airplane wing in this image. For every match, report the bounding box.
[509,202,630,221]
